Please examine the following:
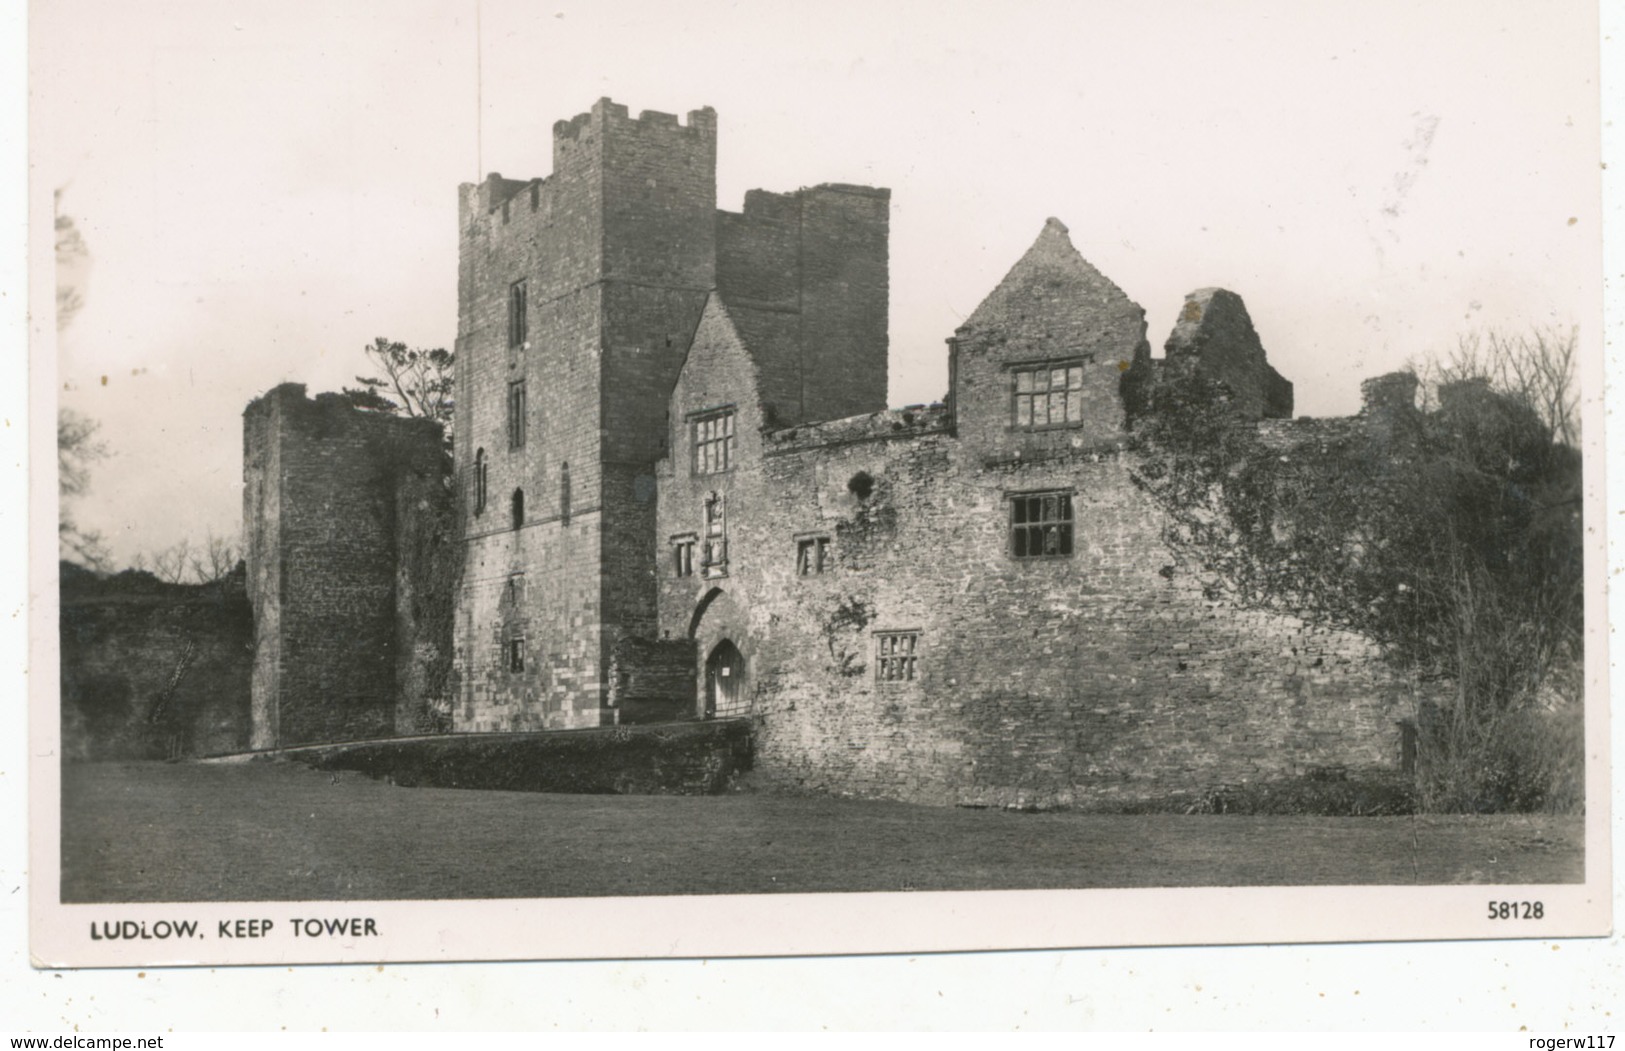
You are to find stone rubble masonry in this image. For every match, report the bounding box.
[658,219,1415,808]
[243,384,452,748]
[948,217,1153,459]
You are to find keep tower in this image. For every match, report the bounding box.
[453,100,720,730]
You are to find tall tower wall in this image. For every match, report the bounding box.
[244,384,449,748]
[453,100,717,730]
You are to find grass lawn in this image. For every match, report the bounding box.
[60,760,1584,903]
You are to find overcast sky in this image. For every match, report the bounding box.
[33,0,1600,568]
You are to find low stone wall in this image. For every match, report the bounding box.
[290,719,752,795]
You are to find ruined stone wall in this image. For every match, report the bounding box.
[652,217,1413,808]
[795,184,891,423]
[1163,288,1294,419]
[656,408,1413,807]
[59,567,252,760]
[243,385,450,747]
[714,184,891,427]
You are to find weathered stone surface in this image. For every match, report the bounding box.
[243,384,453,748]
[654,217,1411,808]
[1163,288,1294,419]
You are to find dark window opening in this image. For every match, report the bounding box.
[511,488,525,529]
[797,536,832,576]
[847,471,875,501]
[508,279,528,348]
[507,380,527,448]
[506,637,525,673]
[1012,361,1087,429]
[473,448,488,515]
[692,409,736,475]
[1011,491,1074,559]
[672,536,696,578]
[875,631,919,683]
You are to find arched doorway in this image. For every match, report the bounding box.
[704,639,744,719]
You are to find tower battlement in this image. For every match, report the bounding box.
[552,97,717,142]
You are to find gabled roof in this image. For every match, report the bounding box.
[958,218,1143,339]
[681,292,805,427]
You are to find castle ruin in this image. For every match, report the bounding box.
[242,98,1417,807]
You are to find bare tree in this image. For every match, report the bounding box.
[187,531,241,584]
[343,337,455,428]
[148,538,194,585]
[1414,326,1579,447]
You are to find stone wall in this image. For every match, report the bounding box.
[658,410,1413,808]
[452,101,719,730]
[59,565,252,761]
[243,385,452,748]
[1163,288,1294,419]
[653,219,1415,808]
[715,184,891,426]
[949,218,1152,459]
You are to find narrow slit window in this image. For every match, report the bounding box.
[506,637,525,673]
[473,448,488,515]
[509,279,528,348]
[508,380,527,448]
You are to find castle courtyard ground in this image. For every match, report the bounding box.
[60,760,1583,903]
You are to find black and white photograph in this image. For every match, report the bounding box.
[26,0,1611,974]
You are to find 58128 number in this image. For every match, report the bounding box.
[1487,901,1544,919]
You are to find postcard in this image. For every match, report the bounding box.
[29,0,1610,968]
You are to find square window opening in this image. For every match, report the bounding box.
[875,631,920,684]
[1010,490,1075,559]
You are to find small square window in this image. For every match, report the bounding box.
[1010,491,1074,559]
[672,535,696,578]
[875,631,920,684]
[797,536,832,576]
